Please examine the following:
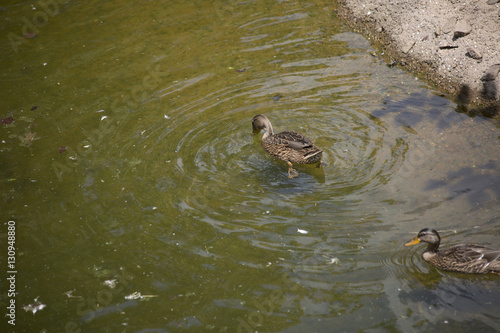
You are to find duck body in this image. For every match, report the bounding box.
[252,114,323,178]
[405,228,500,275]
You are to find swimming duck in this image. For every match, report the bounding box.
[252,114,323,178]
[405,228,500,274]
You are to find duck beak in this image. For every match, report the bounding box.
[405,237,420,246]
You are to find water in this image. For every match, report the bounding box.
[1,0,499,332]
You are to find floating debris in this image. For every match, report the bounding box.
[235,68,247,73]
[64,290,82,299]
[125,292,158,300]
[30,106,38,111]
[1,116,14,125]
[103,279,117,289]
[23,297,46,314]
[297,228,308,234]
[19,132,39,147]
[59,146,67,153]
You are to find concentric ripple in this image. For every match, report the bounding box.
[123,51,412,242]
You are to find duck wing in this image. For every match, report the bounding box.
[441,245,491,261]
[268,131,312,149]
[287,139,313,150]
[475,248,500,270]
[263,130,322,164]
[459,246,500,261]
[439,244,500,273]
[279,131,323,153]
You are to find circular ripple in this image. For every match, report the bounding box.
[123,55,411,243]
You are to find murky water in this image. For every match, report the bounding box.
[1,0,500,332]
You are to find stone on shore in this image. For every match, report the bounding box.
[466,48,482,61]
[453,20,472,39]
[337,0,500,114]
[442,17,456,34]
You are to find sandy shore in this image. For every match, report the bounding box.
[338,0,500,117]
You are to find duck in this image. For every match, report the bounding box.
[252,114,323,178]
[405,228,500,274]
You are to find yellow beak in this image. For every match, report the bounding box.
[404,237,420,247]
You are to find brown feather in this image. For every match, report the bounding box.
[252,115,323,178]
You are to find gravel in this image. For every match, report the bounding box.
[338,0,500,116]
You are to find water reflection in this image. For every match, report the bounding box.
[399,273,500,331]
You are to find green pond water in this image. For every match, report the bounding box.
[1,0,500,332]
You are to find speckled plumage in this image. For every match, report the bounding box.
[405,228,500,275]
[252,114,323,178]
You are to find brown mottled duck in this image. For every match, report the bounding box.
[405,228,500,274]
[252,114,323,178]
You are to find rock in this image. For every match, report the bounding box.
[435,25,441,36]
[442,17,457,34]
[487,0,499,5]
[401,40,415,54]
[337,0,500,108]
[481,65,500,100]
[453,20,472,39]
[481,64,500,81]
[466,47,482,60]
[438,43,458,49]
